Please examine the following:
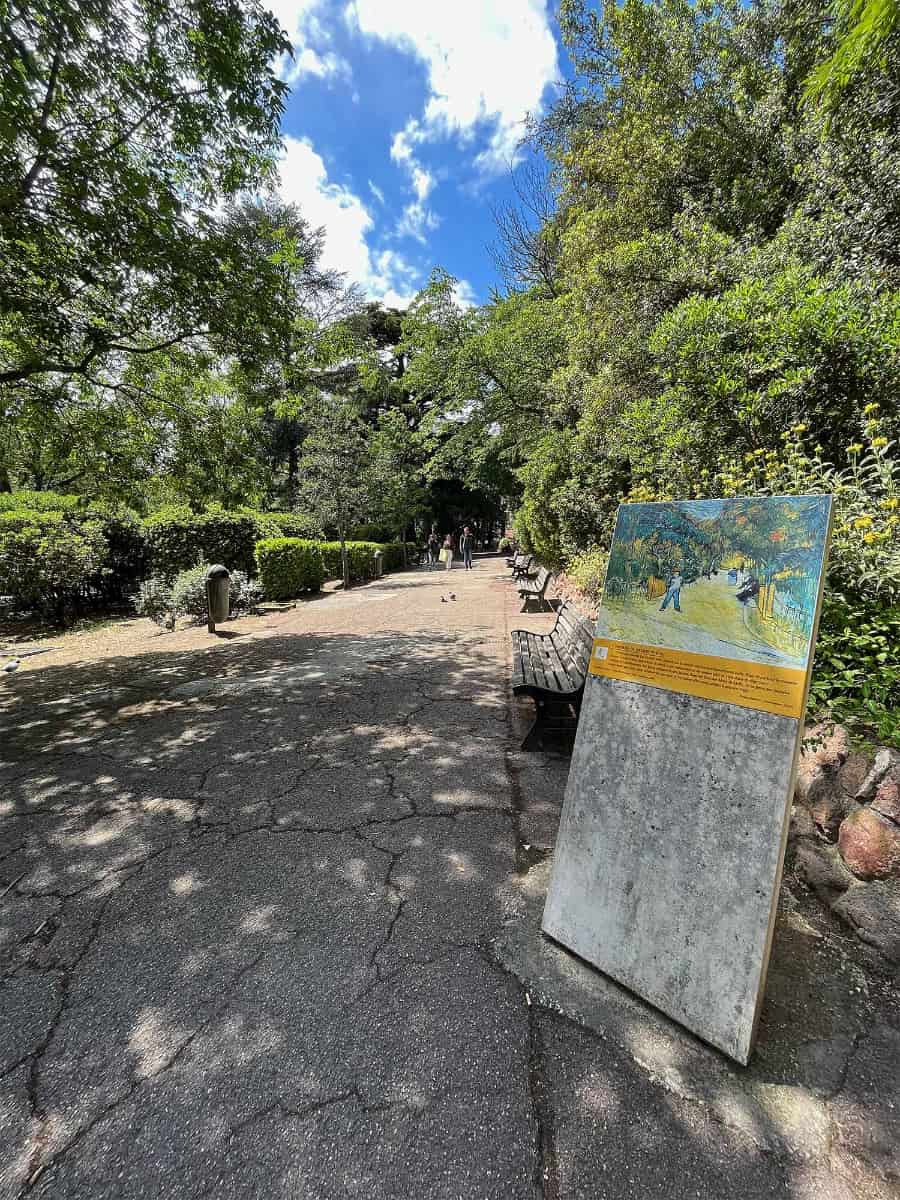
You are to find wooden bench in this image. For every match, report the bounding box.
[506,548,522,568]
[512,554,537,582]
[511,601,596,750]
[517,564,552,611]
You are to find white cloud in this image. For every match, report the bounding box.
[389,121,439,240]
[269,1,351,83]
[368,180,385,205]
[347,0,559,174]
[453,279,478,309]
[396,199,439,244]
[278,136,420,307]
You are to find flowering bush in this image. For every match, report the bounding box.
[567,547,609,598]
[716,406,900,606]
[557,409,900,744]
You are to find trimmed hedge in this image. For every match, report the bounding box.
[256,538,325,599]
[381,542,417,571]
[0,500,147,617]
[0,510,107,620]
[319,540,382,583]
[0,490,415,617]
[0,490,83,513]
[144,507,274,579]
[254,538,415,598]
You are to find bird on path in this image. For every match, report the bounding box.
[2,659,20,673]
[441,596,447,603]
[449,593,456,601]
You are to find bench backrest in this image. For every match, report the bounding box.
[534,565,551,590]
[550,601,595,680]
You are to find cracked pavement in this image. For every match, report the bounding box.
[1,560,899,1198]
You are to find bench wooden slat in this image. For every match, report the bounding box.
[510,599,594,749]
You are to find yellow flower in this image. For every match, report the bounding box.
[848,443,863,454]
[854,516,874,529]
[872,437,889,449]
[864,532,877,544]
[792,423,808,434]
[881,498,899,510]
[863,402,880,415]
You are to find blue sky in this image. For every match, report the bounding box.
[268,1,568,308]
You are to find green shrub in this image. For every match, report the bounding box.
[350,522,392,542]
[229,571,264,613]
[263,511,322,539]
[319,541,383,583]
[81,502,148,602]
[133,576,174,627]
[567,548,609,599]
[0,510,107,621]
[0,495,147,605]
[0,491,83,513]
[810,594,900,747]
[379,542,417,571]
[168,564,212,620]
[255,538,324,599]
[498,536,516,554]
[143,508,269,579]
[135,566,263,626]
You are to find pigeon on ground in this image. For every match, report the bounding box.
[441,596,447,603]
[449,593,456,601]
[2,659,20,673]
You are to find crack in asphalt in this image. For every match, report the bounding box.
[4,603,555,1197]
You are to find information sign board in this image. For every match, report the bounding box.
[543,494,832,1063]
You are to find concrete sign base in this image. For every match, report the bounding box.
[542,676,801,1065]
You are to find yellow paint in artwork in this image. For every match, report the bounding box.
[589,639,808,719]
[646,575,666,600]
[757,582,776,619]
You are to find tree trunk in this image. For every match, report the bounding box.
[339,530,350,591]
[286,443,299,502]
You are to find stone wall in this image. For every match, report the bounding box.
[793,726,900,964]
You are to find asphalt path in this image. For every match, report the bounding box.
[1,560,897,1198]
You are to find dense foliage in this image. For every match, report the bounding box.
[3,0,898,741]
[255,538,325,599]
[386,0,900,743]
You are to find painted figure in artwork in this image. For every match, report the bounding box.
[659,571,684,612]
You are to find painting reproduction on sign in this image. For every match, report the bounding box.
[542,492,834,1064]
[591,495,832,717]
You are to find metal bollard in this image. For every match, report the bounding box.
[205,564,230,633]
[373,550,384,579]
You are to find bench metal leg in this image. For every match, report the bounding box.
[520,699,547,751]
[520,698,580,752]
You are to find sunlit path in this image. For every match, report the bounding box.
[1,563,896,1200]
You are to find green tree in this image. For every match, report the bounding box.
[368,409,428,557]
[804,0,900,110]
[0,0,289,400]
[295,396,375,591]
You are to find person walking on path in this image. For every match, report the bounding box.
[441,534,454,571]
[427,528,440,567]
[659,570,684,612]
[460,526,475,570]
